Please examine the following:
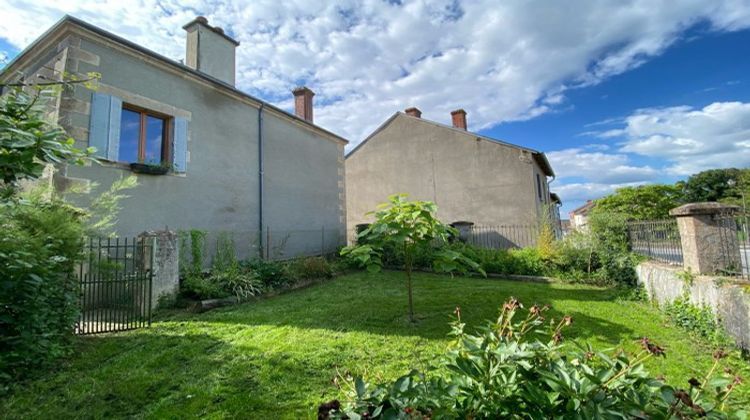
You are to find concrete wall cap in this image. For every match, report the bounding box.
[669,202,740,217]
[138,230,177,238]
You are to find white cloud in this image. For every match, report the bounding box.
[552,182,644,203]
[619,102,750,174]
[547,148,658,184]
[1,0,750,145]
[552,101,750,210]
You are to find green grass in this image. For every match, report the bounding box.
[2,271,748,418]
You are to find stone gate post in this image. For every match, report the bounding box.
[138,230,179,309]
[669,202,741,275]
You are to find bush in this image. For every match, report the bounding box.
[286,256,333,280]
[241,258,291,290]
[664,295,730,346]
[210,266,262,300]
[180,232,262,301]
[507,247,547,276]
[178,229,207,278]
[322,299,744,419]
[346,213,639,286]
[0,198,85,387]
[588,211,637,286]
[181,274,230,300]
[549,233,601,282]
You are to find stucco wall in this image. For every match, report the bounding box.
[636,261,750,349]
[14,31,345,260]
[346,113,547,231]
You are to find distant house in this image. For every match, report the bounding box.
[0,15,348,258]
[346,107,559,245]
[569,200,596,231]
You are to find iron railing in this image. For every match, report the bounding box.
[715,212,749,280]
[627,220,683,266]
[348,224,540,250]
[465,225,539,250]
[76,237,153,335]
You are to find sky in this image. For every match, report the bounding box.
[1,0,750,216]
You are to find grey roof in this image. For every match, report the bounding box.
[0,15,347,145]
[347,111,555,177]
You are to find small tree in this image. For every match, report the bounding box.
[342,194,484,322]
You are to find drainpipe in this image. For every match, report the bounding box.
[258,103,265,259]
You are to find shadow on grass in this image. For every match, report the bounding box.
[180,271,635,344]
[2,330,324,418]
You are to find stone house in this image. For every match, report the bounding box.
[0,15,348,259]
[569,200,596,231]
[346,107,558,243]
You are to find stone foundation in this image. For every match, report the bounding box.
[636,261,750,349]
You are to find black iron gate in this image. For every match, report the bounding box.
[75,237,153,335]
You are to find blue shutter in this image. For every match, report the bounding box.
[107,96,122,161]
[89,93,111,159]
[88,92,122,161]
[173,117,188,172]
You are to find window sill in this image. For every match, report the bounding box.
[129,162,170,175]
[95,160,185,177]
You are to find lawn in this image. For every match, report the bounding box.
[2,271,748,418]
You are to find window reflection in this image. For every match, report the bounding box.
[117,106,167,165]
[145,116,164,164]
[119,109,140,163]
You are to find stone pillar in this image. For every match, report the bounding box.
[669,202,741,275]
[138,230,179,309]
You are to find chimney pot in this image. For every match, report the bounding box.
[293,86,315,122]
[451,109,467,130]
[404,107,422,118]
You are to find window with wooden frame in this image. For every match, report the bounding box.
[118,105,171,164]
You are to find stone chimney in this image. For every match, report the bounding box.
[293,87,314,122]
[183,16,240,86]
[451,109,467,130]
[404,107,422,118]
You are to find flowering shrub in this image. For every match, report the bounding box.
[321,298,745,419]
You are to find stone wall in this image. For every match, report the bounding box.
[636,261,750,349]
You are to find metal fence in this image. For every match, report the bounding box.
[179,227,346,272]
[464,225,539,249]
[627,220,684,266]
[76,237,153,335]
[716,212,750,280]
[347,224,540,250]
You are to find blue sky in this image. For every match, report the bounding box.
[485,26,750,213]
[2,1,750,216]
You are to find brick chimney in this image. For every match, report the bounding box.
[293,86,314,122]
[451,109,467,130]
[183,16,240,86]
[404,107,422,118]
